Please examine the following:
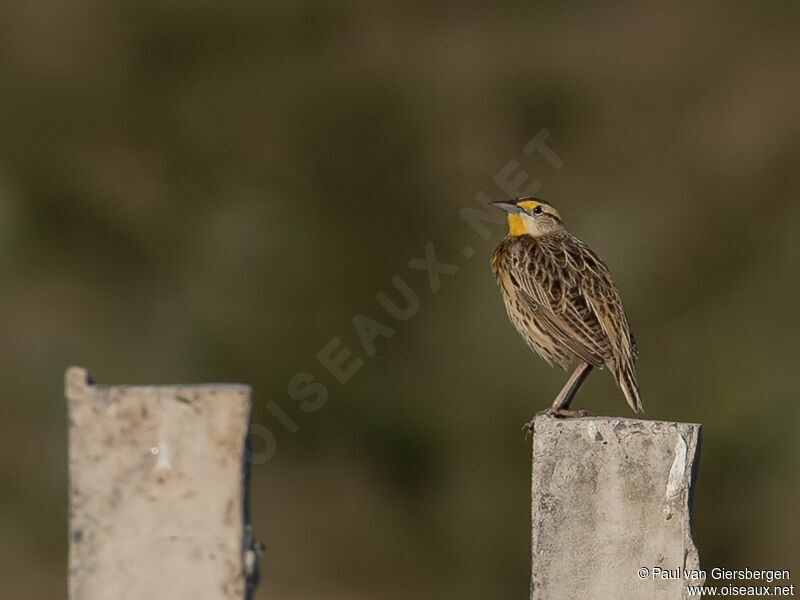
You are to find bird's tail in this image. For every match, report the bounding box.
[617,363,643,414]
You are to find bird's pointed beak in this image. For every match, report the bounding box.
[491,199,524,215]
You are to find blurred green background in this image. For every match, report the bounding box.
[1,1,799,598]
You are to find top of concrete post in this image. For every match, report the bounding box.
[530,415,702,600]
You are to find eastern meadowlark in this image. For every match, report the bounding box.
[491,197,642,430]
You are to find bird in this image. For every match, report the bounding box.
[490,197,642,431]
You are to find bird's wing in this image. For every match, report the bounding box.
[512,235,623,368]
[570,239,637,368]
[515,285,606,367]
[524,234,642,411]
[571,239,642,412]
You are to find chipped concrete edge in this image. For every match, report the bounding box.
[680,422,703,585]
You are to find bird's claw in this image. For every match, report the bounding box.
[522,407,595,438]
[548,408,594,419]
[522,419,536,439]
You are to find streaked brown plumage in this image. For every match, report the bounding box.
[490,197,641,427]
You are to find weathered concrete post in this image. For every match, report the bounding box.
[530,416,702,600]
[66,367,260,600]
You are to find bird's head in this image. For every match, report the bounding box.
[492,197,564,237]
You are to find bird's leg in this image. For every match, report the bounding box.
[550,361,593,412]
[523,362,594,434]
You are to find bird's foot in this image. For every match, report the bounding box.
[522,408,595,437]
[547,407,594,419]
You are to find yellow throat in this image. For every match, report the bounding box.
[507,200,537,236]
[507,214,526,236]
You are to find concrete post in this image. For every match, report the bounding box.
[530,416,702,599]
[66,367,260,600]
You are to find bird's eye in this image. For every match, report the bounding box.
[533,206,543,215]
